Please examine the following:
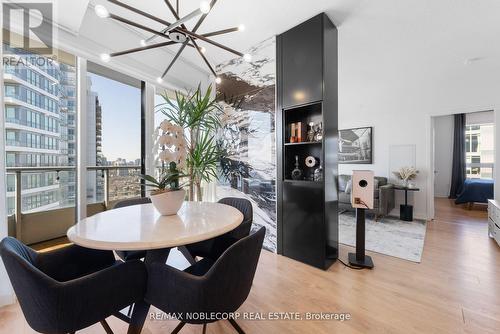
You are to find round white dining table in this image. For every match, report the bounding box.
[66,201,243,334]
[67,201,244,251]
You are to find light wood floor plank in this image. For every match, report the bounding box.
[1,198,499,333]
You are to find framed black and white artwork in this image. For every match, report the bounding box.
[338,127,373,164]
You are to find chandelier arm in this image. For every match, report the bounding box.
[161,41,190,79]
[110,41,194,58]
[191,0,218,32]
[190,39,216,76]
[109,14,171,40]
[202,27,239,38]
[107,0,243,56]
[108,0,172,26]
[163,0,216,76]
[163,0,215,33]
[111,41,176,57]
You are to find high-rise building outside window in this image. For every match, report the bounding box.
[465,123,494,179]
[86,67,141,203]
[3,43,77,215]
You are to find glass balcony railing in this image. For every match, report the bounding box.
[5,139,59,150]
[6,165,143,244]
[5,117,59,133]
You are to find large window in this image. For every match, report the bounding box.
[3,43,76,215]
[465,123,494,179]
[86,66,141,204]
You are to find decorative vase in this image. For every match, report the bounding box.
[314,165,323,181]
[291,155,303,180]
[150,189,185,215]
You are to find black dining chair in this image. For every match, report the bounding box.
[113,197,151,261]
[145,226,265,334]
[0,237,147,334]
[186,197,253,261]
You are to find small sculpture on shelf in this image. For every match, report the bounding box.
[289,123,296,143]
[313,122,323,142]
[291,155,303,180]
[314,165,323,181]
[289,122,306,143]
[307,122,315,142]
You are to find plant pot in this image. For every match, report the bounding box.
[150,189,185,216]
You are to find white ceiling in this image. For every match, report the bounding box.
[50,0,500,83]
[88,0,364,66]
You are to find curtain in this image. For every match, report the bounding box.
[449,113,466,199]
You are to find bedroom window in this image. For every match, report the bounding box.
[465,123,494,179]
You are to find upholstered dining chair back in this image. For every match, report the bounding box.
[1,237,61,332]
[185,197,254,261]
[218,197,253,239]
[0,237,146,334]
[146,226,265,325]
[113,196,151,209]
[204,226,265,312]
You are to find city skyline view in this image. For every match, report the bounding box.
[3,44,144,215]
[87,72,141,162]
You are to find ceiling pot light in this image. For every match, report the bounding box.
[238,24,245,32]
[100,53,110,62]
[199,46,207,54]
[199,1,211,14]
[157,77,163,84]
[215,77,222,84]
[95,5,109,18]
[243,53,252,62]
[140,39,147,46]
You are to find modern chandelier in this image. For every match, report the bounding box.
[94,0,250,84]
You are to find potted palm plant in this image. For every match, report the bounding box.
[157,85,222,201]
[140,121,187,215]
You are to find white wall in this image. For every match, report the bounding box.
[467,110,495,125]
[337,2,500,219]
[433,115,454,198]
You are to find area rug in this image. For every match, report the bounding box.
[339,212,427,262]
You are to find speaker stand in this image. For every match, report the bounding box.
[348,208,374,269]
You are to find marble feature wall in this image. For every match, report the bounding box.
[215,37,276,251]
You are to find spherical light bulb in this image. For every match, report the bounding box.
[199,46,206,54]
[156,77,163,84]
[238,24,246,32]
[199,1,211,14]
[243,53,252,62]
[215,77,222,84]
[94,5,109,18]
[100,53,110,62]
[140,39,147,46]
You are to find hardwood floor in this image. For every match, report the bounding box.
[1,199,499,333]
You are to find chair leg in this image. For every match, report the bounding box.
[178,246,197,265]
[202,323,207,334]
[172,322,186,334]
[127,304,134,318]
[228,319,245,334]
[100,320,114,334]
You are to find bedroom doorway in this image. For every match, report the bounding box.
[432,111,494,221]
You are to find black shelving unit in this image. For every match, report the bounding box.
[276,13,338,269]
